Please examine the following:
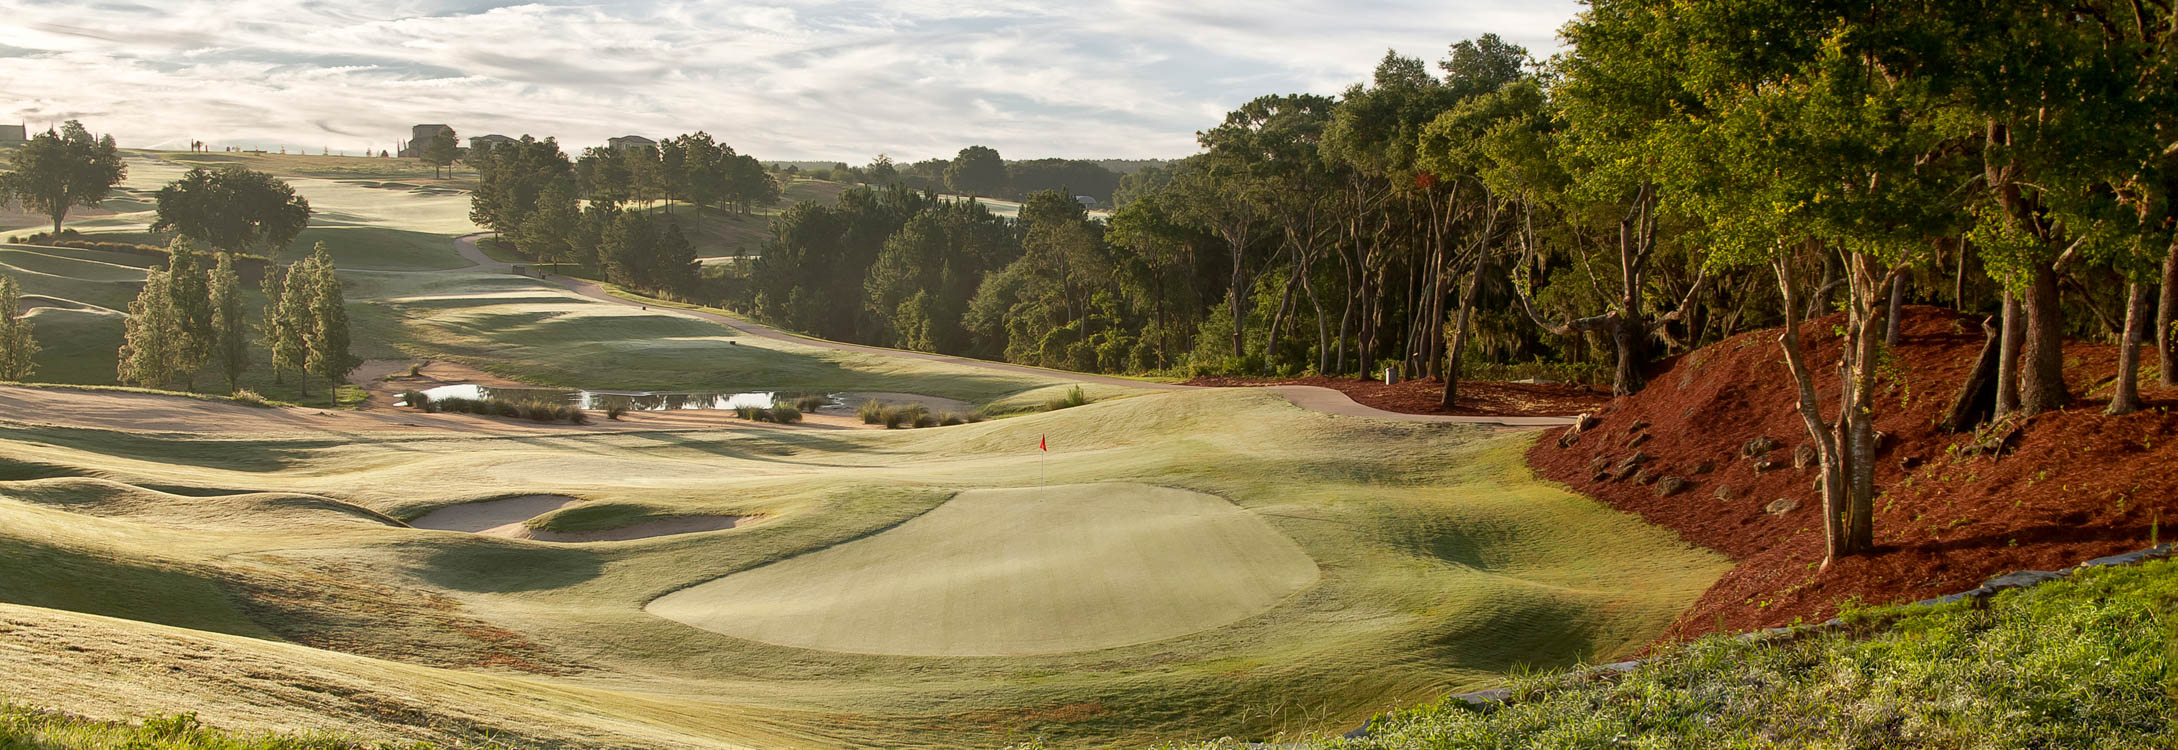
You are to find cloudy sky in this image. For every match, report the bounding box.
[0,1,1580,161]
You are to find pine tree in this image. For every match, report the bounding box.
[259,263,288,384]
[0,274,39,382]
[209,253,249,392]
[164,239,214,391]
[302,245,357,406]
[117,269,179,388]
[273,255,317,395]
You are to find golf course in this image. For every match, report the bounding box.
[0,150,1729,748]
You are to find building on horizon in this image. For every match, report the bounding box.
[397,124,453,158]
[468,133,515,151]
[0,124,26,145]
[608,134,656,152]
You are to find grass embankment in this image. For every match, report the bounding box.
[0,706,437,750]
[1180,557,2175,749]
[0,388,1726,747]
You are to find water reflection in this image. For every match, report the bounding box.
[408,384,826,412]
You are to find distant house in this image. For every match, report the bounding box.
[1075,195,1099,210]
[608,134,656,152]
[397,123,453,158]
[0,124,25,145]
[468,133,515,151]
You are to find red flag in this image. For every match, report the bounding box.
[1040,434,1047,452]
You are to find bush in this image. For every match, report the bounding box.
[606,405,628,420]
[795,394,829,412]
[400,389,432,411]
[407,363,423,377]
[1045,385,1089,411]
[735,404,761,420]
[228,389,270,408]
[769,402,803,423]
[939,413,964,426]
[858,399,885,424]
[880,407,909,429]
[912,412,938,428]
[965,409,989,423]
[568,408,590,425]
[521,402,558,422]
[490,399,521,418]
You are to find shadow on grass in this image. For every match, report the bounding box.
[406,540,606,593]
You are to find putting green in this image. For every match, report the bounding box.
[646,482,1321,656]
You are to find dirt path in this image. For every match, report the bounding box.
[451,234,1578,427]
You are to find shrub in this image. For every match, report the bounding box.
[939,413,964,426]
[795,394,829,412]
[913,412,938,428]
[881,407,909,429]
[407,363,423,377]
[229,389,270,408]
[490,399,521,418]
[400,389,432,411]
[1046,385,1089,411]
[770,402,803,423]
[965,409,989,423]
[437,396,478,414]
[606,405,628,420]
[521,402,558,422]
[858,399,884,424]
[568,408,590,425]
[735,404,761,420]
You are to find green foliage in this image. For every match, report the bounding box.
[944,145,1008,198]
[857,399,883,424]
[767,402,802,423]
[0,274,37,381]
[1045,385,1089,411]
[300,244,358,404]
[207,253,248,391]
[116,270,179,389]
[150,166,313,253]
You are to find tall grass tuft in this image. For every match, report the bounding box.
[734,404,761,420]
[1045,385,1089,411]
[858,399,884,424]
[607,405,628,420]
[769,402,803,423]
[229,389,271,408]
[795,394,829,412]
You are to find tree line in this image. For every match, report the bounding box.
[467,133,780,296]
[721,0,2176,569]
[807,149,1129,207]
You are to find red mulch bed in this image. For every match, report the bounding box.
[1181,375,1612,418]
[1527,305,2178,643]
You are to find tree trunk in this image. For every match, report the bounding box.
[2019,263,2069,415]
[1885,274,1904,346]
[1440,253,1487,408]
[1228,237,1246,360]
[1996,290,2022,418]
[1609,318,1643,396]
[2159,238,2177,387]
[1939,316,2002,433]
[2108,281,2149,416]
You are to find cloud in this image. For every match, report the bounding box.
[0,0,1580,160]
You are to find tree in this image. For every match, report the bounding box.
[209,253,248,392]
[867,154,899,186]
[163,240,214,390]
[272,256,317,394]
[0,274,37,381]
[469,137,575,236]
[422,128,460,179]
[301,245,357,405]
[944,146,1008,198]
[152,166,312,254]
[117,269,180,388]
[0,121,126,235]
[513,181,581,266]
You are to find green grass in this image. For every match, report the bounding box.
[0,389,1725,748]
[0,706,444,750]
[1176,557,2176,749]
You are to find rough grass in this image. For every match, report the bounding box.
[0,706,443,750]
[0,388,1726,748]
[1157,557,2178,749]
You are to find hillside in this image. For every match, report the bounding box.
[1529,305,2178,639]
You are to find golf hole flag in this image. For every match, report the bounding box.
[1040,434,1047,452]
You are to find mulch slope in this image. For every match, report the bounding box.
[1182,375,1613,417]
[1527,305,2178,642]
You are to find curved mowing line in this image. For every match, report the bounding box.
[645,482,1322,657]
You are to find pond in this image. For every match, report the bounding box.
[403,384,830,412]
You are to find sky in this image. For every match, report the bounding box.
[0,1,1581,162]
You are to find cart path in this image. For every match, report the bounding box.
[453,233,1578,428]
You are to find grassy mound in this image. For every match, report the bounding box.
[648,483,1320,656]
[1193,557,2177,749]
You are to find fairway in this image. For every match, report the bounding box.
[648,483,1320,656]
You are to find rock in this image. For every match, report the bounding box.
[1610,462,1640,481]
[1765,497,1799,515]
[1588,455,1613,475]
[1741,435,1781,457]
[1753,459,1776,472]
[1619,451,1651,467]
[1794,444,1818,470]
[1656,476,1689,497]
[1625,432,1652,449]
[2081,545,2175,568]
[1713,484,1736,501]
[1982,570,2065,590]
[1632,468,1655,485]
[1557,431,1580,449]
[1691,460,1716,475]
[1625,419,1651,434]
[1573,412,1600,432]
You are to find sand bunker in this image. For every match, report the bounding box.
[645,483,1320,656]
[406,495,758,542]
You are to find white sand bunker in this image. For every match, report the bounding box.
[408,495,759,542]
[645,483,1320,657]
